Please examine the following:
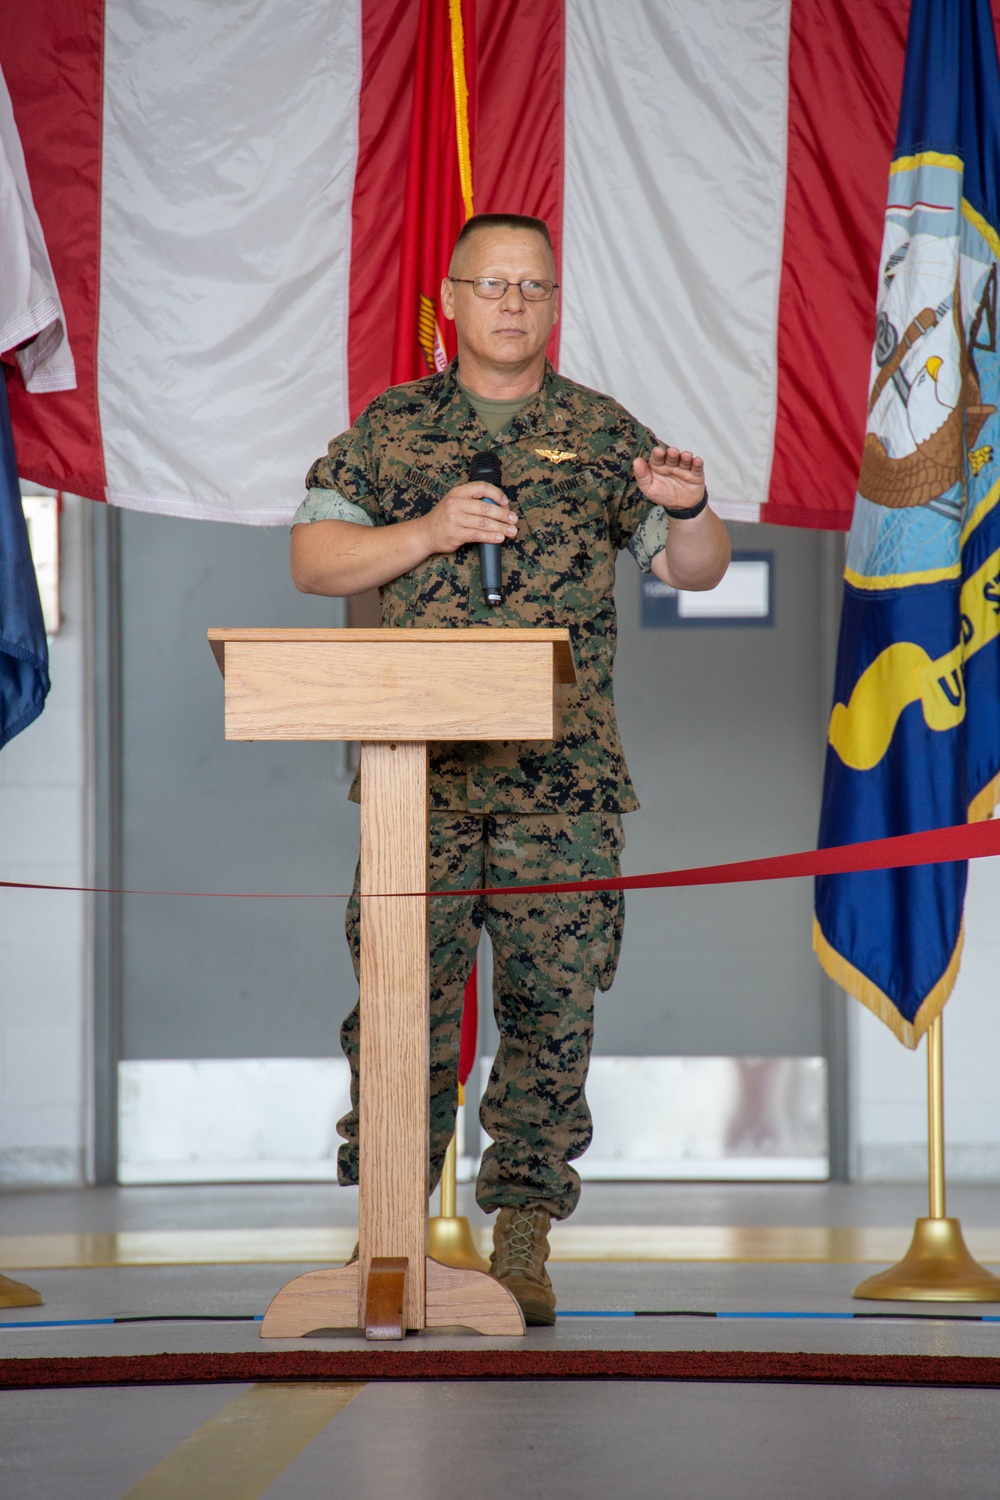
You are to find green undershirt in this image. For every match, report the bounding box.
[458,378,537,439]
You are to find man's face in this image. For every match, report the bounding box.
[440,227,559,371]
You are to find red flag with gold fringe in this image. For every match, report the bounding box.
[390,0,476,385]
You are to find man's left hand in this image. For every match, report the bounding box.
[633,444,705,511]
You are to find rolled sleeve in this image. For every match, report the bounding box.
[291,487,376,528]
[607,417,661,554]
[302,407,380,527]
[627,505,670,571]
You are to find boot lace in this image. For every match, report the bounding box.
[503,1209,541,1273]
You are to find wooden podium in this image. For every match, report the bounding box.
[208,627,576,1339]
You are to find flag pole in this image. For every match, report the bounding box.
[927,1012,945,1221]
[854,1014,1000,1300]
[428,1083,489,1272]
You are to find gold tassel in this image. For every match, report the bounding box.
[813,916,964,1050]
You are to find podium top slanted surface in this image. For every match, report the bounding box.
[207,627,575,680]
[207,627,577,742]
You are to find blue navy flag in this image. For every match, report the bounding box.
[815,0,1000,1047]
[0,371,49,748]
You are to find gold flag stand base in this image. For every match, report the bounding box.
[427,1099,490,1275]
[428,1213,489,1273]
[0,1273,43,1308]
[853,1014,1000,1302]
[854,1216,1000,1301]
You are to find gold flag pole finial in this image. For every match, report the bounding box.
[854,1014,1000,1300]
[428,1083,489,1273]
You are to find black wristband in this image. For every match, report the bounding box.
[662,486,709,520]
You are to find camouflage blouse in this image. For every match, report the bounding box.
[298,360,670,814]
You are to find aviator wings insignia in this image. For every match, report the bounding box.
[534,448,578,464]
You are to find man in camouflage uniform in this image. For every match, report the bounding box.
[292,214,729,1324]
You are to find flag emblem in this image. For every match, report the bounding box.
[417,293,448,375]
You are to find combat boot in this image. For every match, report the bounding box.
[489,1205,556,1326]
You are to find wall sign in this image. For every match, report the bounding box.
[641,550,773,628]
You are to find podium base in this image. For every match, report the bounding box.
[428,1215,490,1273]
[853,1217,1000,1301]
[259,1256,524,1339]
[425,1256,524,1334]
[0,1273,43,1308]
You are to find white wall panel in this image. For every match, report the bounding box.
[118,1058,351,1183]
[119,1054,827,1184]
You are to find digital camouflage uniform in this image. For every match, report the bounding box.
[296,359,670,1219]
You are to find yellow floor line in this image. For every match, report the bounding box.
[122,1382,364,1500]
[553,1224,1000,1264]
[0,1228,358,1269]
[2,1224,999,1268]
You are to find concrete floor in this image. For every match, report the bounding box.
[3,1377,999,1500]
[2,1182,1000,1497]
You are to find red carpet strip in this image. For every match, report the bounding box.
[4,1350,1000,1390]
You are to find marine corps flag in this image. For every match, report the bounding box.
[390,0,476,385]
[815,0,1000,1047]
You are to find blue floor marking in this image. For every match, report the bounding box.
[0,1315,264,1330]
[5,1310,997,1329]
[0,1318,116,1329]
[557,1310,988,1323]
[558,1310,635,1318]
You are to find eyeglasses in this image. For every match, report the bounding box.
[448,277,559,302]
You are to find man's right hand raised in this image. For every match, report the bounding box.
[418,482,519,556]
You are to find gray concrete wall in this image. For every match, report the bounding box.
[0,494,92,1184]
[115,509,360,1062]
[113,515,831,1068]
[592,521,829,1058]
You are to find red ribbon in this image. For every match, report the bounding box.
[451,816,1000,900]
[1,817,998,901]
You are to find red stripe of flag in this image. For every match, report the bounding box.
[765,0,908,530]
[0,0,107,501]
[347,0,420,421]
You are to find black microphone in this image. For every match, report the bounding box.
[470,450,503,607]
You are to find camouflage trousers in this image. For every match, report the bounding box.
[337,811,625,1220]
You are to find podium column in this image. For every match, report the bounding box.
[358,740,429,1331]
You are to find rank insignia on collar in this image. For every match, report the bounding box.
[535,448,578,464]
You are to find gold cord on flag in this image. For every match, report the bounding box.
[812,917,965,1051]
[418,293,442,373]
[449,0,474,221]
